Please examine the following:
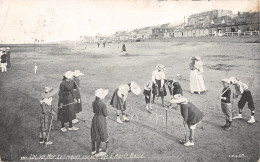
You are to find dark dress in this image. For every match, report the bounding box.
[180,102,204,126]
[110,89,126,111]
[91,99,108,142]
[38,101,52,132]
[152,79,167,97]
[7,51,11,67]
[122,44,126,52]
[73,77,82,113]
[58,80,76,123]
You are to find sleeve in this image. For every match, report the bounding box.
[226,89,231,101]
[58,82,64,106]
[70,82,76,99]
[180,104,189,122]
[92,102,95,113]
[152,71,156,84]
[102,104,108,117]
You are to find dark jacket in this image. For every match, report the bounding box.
[180,102,204,126]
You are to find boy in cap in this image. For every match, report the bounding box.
[170,94,204,146]
[230,77,255,123]
[219,78,232,130]
[39,87,58,144]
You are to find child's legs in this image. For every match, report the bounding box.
[188,125,196,142]
[246,91,255,113]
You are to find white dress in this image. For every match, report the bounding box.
[190,61,206,93]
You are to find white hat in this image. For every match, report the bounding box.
[6,47,10,50]
[41,87,58,98]
[74,70,84,77]
[95,88,109,99]
[130,81,141,95]
[229,77,239,84]
[221,78,230,84]
[64,71,74,79]
[170,94,187,104]
[195,57,201,61]
[156,64,165,70]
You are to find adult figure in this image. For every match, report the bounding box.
[152,64,167,106]
[58,71,79,132]
[121,44,126,52]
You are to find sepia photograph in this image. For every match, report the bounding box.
[0,0,259,161]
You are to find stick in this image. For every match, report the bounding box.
[58,102,77,109]
[166,107,168,130]
[184,123,186,141]
[45,107,54,148]
[220,86,231,97]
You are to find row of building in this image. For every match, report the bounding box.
[80,10,259,42]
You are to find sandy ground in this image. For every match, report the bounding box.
[0,37,259,162]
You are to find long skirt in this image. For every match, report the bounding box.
[38,113,52,132]
[57,93,75,123]
[190,70,206,93]
[110,89,126,111]
[91,114,108,142]
[73,89,82,113]
[152,80,167,97]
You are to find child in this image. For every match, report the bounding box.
[230,77,255,123]
[1,49,7,73]
[219,78,232,130]
[170,94,204,146]
[165,79,183,98]
[143,80,153,111]
[91,88,109,157]
[110,81,141,123]
[39,87,58,144]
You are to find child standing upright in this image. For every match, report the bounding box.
[143,80,153,111]
[219,78,232,130]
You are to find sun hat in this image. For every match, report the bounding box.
[156,64,165,70]
[229,77,239,84]
[95,88,109,99]
[221,78,230,84]
[74,70,84,77]
[6,47,10,50]
[170,94,187,104]
[195,57,201,61]
[42,87,58,98]
[64,71,74,79]
[130,81,141,95]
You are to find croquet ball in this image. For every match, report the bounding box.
[201,126,204,130]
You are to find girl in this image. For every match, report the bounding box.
[110,81,141,123]
[91,88,109,157]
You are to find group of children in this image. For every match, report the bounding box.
[219,77,256,131]
[37,60,256,156]
[0,47,11,72]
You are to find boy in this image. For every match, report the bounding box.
[219,78,232,130]
[143,80,153,112]
[230,77,255,123]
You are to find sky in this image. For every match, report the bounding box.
[0,0,259,43]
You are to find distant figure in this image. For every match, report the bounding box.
[121,44,126,52]
[103,42,106,48]
[34,63,38,74]
[1,49,7,73]
[6,47,11,68]
[97,43,100,48]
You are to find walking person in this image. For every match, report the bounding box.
[58,71,79,132]
[6,47,11,68]
[230,77,256,123]
[38,87,58,145]
[143,80,153,111]
[110,81,141,123]
[72,70,84,124]
[91,88,109,157]
[1,49,7,73]
[170,94,204,146]
[121,44,126,52]
[219,78,232,130]
[152,64,167,106]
